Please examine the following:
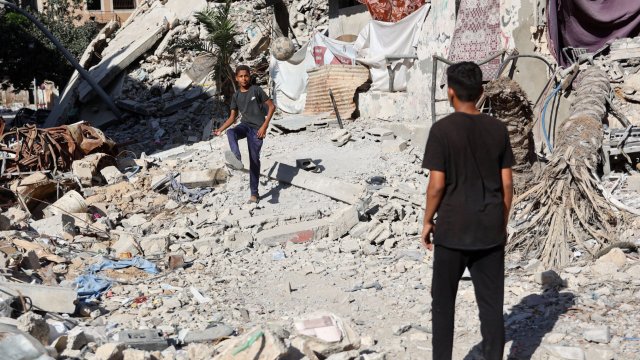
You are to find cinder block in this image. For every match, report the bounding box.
[178,169,227,188]
[100,166,124,185]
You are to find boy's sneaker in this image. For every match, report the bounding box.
[224,150,243,170]
[248,195,259,204]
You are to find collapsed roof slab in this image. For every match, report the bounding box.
[78,6,175,103]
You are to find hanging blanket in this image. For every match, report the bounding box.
[548,0,640,66]
[446,0,501,80]
[355,4,430,92]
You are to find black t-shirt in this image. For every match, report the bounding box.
[230,85,269,129]
[422,112,514,250]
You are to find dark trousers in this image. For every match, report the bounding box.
[431,244,505,360]
[226,123,263,196]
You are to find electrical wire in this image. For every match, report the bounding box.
[541,83,563,153]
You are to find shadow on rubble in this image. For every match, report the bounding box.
[74,71,230,158]
[463,290,576,360]
[260,181,292,204]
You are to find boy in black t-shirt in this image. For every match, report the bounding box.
[214,65,276,203]
[421,62,514,360]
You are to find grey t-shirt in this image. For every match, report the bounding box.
[230,85,269,129]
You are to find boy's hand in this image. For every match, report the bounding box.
[420,221,434,251]
[257,126,267,139]
[212,128,222,136]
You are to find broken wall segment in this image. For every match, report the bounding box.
[78,6,175,103]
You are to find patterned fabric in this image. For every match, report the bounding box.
[357,0,427,22]
[446,0,501,80]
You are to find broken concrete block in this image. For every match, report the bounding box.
[214,327,288,360]
[67,327,88,350]
[140,235,169,256]
[535,270,563,288]
[596,248,627,268]
[116,329,168,351]
[256,219,330,247]
[329,205,359,241]
[583,326,612,344]
[183,324,234,344]
[17,312,49,345]
[122,348,148,360]
[72,153,114,186]
[0,282,77,313]
[224,232,254,252]
[178,169,228,188]
[542,345,585,360]
[185,54,216,83]
[294,312,361,359]
[30,214,76,238]
[366,128,394,142]
[95,342,125,360]
[382,138,408,153]
[111,233,140,257]
[340,238,361,253]
[101,166,124,185]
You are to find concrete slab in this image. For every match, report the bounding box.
[78,6,174,103]
[164,0,207,21]
[261,161,366,205]
[0,283,77,313]
[256,219,330,246]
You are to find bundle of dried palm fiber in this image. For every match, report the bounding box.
[484,78,535,171]
[508,66,618,267]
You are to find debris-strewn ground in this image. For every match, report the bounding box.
[2,120,639,360]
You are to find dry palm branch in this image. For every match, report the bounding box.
[507,66,619,267]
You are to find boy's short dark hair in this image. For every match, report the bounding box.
[447,62,483,102]
[235,65,251,75]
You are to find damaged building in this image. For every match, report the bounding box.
[1,0,640,359]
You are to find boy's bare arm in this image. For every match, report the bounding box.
[257,99,276,139]
[213,109,238,136]
[501,167,513,231]
[421,170,446,251]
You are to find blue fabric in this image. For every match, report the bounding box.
[86,257,159,274]
[74,257,159,301]
[227,123,263,196]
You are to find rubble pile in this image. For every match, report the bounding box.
[0,117,639,359]
[3,1,640,359]
[51,0,329,156]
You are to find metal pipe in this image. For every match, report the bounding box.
[0,0,122,120]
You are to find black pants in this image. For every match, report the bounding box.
[431,244,505,360]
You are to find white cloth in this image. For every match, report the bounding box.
[270,33,357,114]
[354,4,430,92]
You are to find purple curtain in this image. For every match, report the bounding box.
[548,0,640,66]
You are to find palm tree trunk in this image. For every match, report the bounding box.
[508,66,618,267]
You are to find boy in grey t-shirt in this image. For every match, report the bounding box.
[213,65,276,203]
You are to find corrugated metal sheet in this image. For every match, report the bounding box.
[303,65,370,118]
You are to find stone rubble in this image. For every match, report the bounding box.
[1,1,640,360]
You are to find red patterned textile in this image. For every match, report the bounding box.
[357,0,427,22]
